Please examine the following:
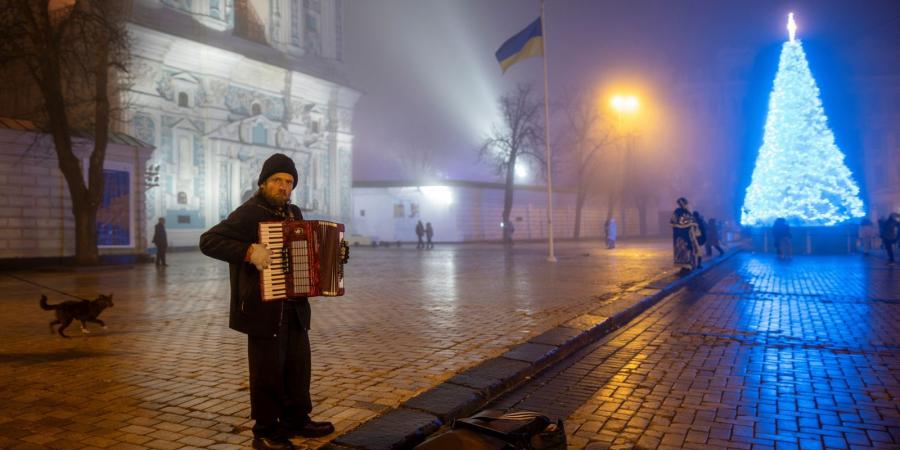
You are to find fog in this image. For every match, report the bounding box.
[344,0,899,216]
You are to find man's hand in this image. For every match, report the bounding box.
[249,243,272,271]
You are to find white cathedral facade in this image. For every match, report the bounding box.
[126,0,359,248]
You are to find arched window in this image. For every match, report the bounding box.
[252,103,262,116]
[177,191,188,204]
[178,92,189,107]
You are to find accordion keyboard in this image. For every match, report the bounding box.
[259,222,288,301]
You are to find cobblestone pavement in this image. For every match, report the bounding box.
[490,253,900,449]
[0,239,680,449]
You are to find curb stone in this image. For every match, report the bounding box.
[327,250,742,450]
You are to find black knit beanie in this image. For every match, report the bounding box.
[257,153,298,188]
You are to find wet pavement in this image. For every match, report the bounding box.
[0,239,680,449]
[489,253,900,449]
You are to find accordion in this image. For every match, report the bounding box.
[258,220,349,301]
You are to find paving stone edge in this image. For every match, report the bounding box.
[327,250,742,450]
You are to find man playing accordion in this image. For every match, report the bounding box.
[200,153,334,450]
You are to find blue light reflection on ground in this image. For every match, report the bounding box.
[720,254,896,435]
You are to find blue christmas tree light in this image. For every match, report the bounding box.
[741,13,865,227]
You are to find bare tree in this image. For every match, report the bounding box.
[558,88,617,239]
[479,84,544,242]
[622,149,660,237]
[0,0,131,265]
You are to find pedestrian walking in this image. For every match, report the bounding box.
[605,218,617,249]
[415,220,425,249]
[670,197,700,271]
[692,211,707,268]
[705,218,725,257]
[879,213,898,264]
[772,217,793,260]
[425,222,434,249]
[152,217,168,267]
[199,153,334,450]
[858,218,876,255]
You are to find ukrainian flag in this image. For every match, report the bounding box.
[495,17,543,73]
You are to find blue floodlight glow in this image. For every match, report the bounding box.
[741,14,864,227]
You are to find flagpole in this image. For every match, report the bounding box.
[541,0,556,263]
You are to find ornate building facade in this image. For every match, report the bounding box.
[127,0,359,247]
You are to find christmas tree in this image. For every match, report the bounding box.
[741,14,864,227]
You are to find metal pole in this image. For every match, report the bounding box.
[541,0,556,262]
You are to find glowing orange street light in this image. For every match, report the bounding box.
[609,93,641,226]
[610,94,640,115]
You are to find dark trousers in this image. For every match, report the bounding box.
[248,309,312,437]
[417,236,424,248]
[155,246,167,266]
[705,243,724,256]
[886,239,897,262]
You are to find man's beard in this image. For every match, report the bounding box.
[262,190,290,207]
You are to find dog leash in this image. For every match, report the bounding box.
[3,274,93,302]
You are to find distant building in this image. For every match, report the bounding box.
[126,0,359,247]
[0,0,360,257]
[350,180,660,244]
[0,118,154,262]
[845,35,900,219]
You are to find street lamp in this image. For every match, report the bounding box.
[609,94,641,236]
[610,94,640,145]
[611,95,639,116]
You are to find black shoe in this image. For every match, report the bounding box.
[252,435,295,450]
[283,420,335,438]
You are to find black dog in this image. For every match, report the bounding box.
[40,294,114,338]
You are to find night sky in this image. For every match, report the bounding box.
[344,0,900,184]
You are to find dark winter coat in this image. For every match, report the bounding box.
[706,221,721,246]
[152,223,167,248]
[772,219,791,241]
[199,193,310,337]
[693,212,707,247]
[881,218,898,241]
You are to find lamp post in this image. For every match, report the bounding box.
[610,94,640,236]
